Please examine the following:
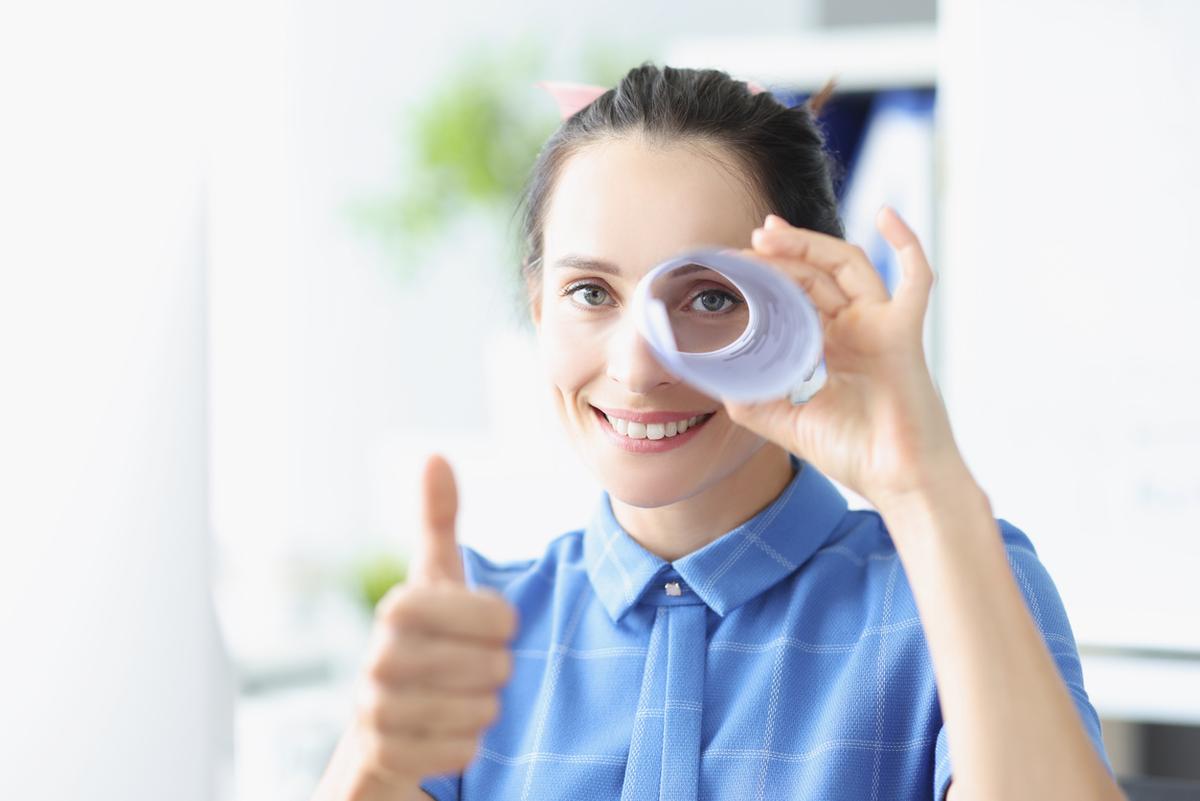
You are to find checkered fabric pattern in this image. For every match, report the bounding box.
[420,453,1112,800]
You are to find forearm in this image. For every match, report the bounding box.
[312,725,428,801]
[878,475,1123,801]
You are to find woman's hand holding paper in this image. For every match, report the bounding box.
[723,208,974,522]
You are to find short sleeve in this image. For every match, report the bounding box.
[420,773,461,801]
[931,519,1114,801]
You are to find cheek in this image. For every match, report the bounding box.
[538,311,606,397]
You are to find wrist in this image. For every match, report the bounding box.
[874,466,993,551]
[871,451,981,517]
[313,724,422,801]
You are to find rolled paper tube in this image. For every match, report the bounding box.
[631,246,825,404]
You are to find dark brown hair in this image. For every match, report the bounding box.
[514,61,843,315]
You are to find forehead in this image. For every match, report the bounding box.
[542,136,763,280]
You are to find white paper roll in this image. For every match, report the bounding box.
[631,247,826,404]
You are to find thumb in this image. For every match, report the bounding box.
[409,453,466,586]
[724,395,799,443]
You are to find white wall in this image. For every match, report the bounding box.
[938,0,1200,651]
[0,2,233,798]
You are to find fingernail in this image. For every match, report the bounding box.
[764,214,786,228]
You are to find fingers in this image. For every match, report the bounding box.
[377,582,518,643]
[358,684,502,737]
[355,579,519,785]
[733,246,849,321]
[366,627,514,692]
[724,395,801,442]
[348,453,518,790]
[409,453,466,586]
[875,205,934,315]
[752,214,890,303]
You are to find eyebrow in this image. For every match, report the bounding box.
[553,254,711,277]
[554,254,621,275]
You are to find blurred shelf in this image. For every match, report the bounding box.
[663,24,938,93]
[1082,647,1200,726]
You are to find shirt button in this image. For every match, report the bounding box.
[664,581,682,596]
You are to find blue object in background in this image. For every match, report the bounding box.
[776,88,937,296]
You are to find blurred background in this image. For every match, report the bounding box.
[2,0,1198,798]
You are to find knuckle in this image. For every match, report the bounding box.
[478,694,501,727]
[785,235,809,258]
[489,597,519,639]
[366,659,392,687]
[365,643,398,684]
[455,735,482,766]
[363,640,390,680]
[354,682,393,732]
[364,699,391,732]
[377,585,415,625]
[474,589,518,638]
[427,737,475,775]
[492,649,513,685]
[369,640,423,687]
[374,581,408,615]
[392,594,431,632]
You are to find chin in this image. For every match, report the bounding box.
[601,471,701,509]
[584,423,763,510]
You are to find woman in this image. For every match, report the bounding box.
[314,63,1121,801]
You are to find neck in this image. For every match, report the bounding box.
[609,443,796,562]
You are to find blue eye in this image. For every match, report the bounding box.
[689,289,741,313]
[564,282,613,308]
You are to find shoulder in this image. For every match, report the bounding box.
[457,527,588,596]
[814,508,1045,577]
[989,517,1080,645]
[798,510,1068,635]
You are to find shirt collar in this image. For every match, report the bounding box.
[583,453,849,623]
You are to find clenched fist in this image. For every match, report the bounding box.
[313,454,519,801]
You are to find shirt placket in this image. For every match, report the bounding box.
[619,569,708,801]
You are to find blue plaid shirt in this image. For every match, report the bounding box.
[421,453,1111,800]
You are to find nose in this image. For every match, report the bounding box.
[605,313,679,394]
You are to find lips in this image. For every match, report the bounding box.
[590,404,715,453]
[590,405,715,424]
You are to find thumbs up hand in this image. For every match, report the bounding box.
[336,454,519,796]
[408,453,467,586]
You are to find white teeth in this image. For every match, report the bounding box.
[603,410,711,440]
[604,412,629,434]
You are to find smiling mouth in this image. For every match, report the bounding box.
[590,405,715,441]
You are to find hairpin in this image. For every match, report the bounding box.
[534,78,768,121]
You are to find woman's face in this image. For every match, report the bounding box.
[530,136,772,508]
